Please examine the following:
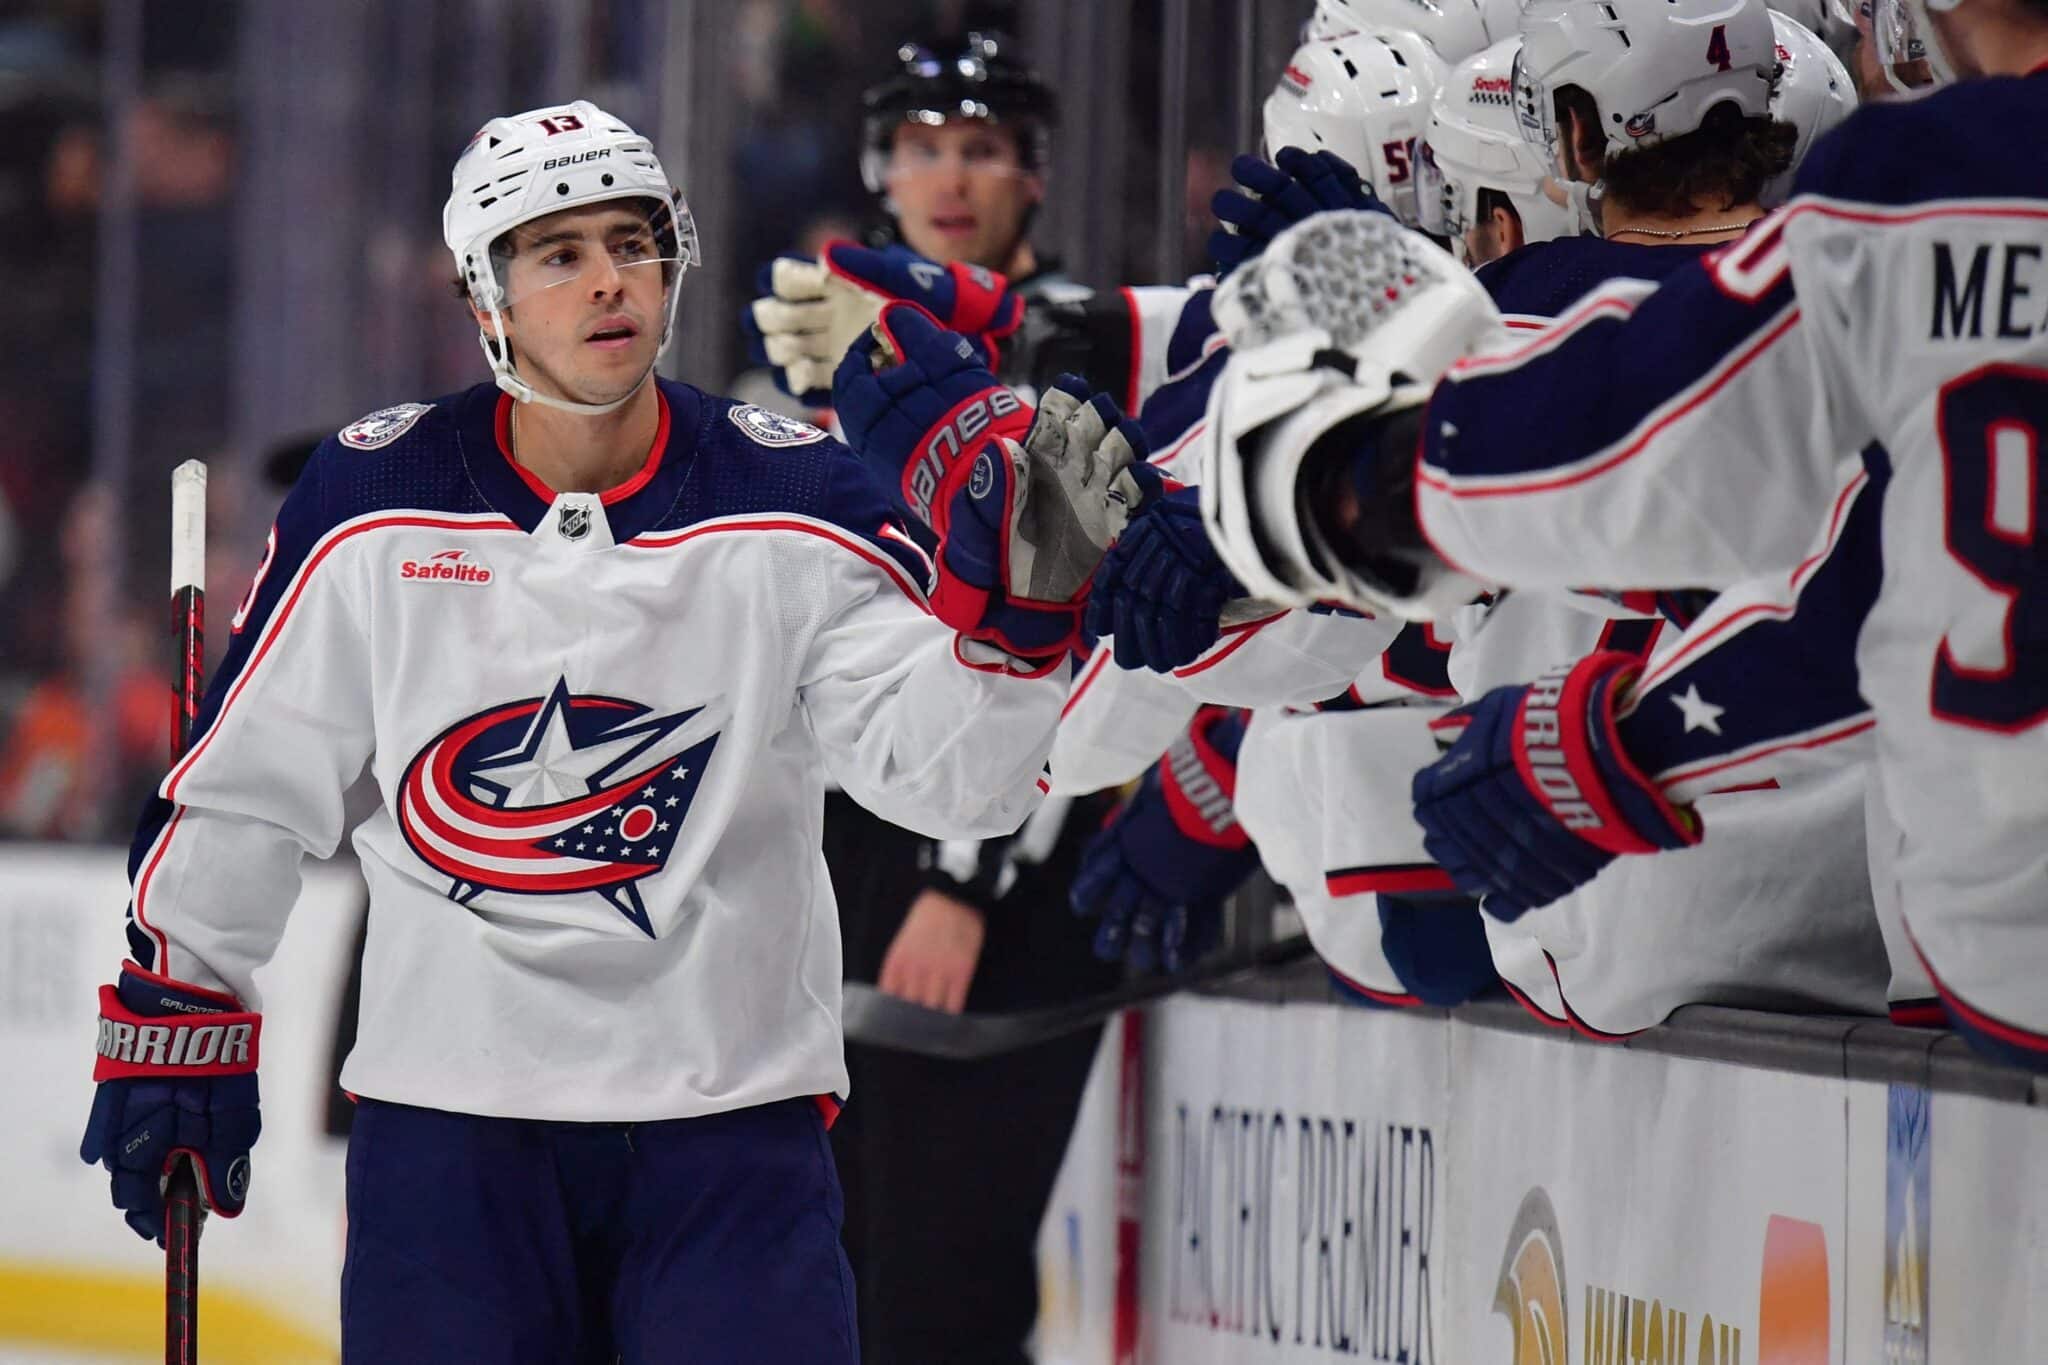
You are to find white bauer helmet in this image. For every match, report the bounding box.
[1416,38,1577,261]
[1305,0,1522,63]
[1512,0,1781,161]
[1761,14,1856,206]
[1263,30,1450,228]
[443,100,700,416]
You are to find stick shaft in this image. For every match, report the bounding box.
[164,459,208,1363]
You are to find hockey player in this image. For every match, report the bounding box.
[1206,0,2048,1065]
[77,102,1141,1360]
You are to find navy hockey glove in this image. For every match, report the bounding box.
[1410,651,1701,922]
[1071,708,1260,973]
[1209,148,1391,276]
[1085,484,1244,672]
[1376,893,1500,1007]
[80,963,261,1245]
[836,304,1153,659]
[744,241,1021,405]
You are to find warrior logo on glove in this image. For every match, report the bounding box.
[397,677,724,938]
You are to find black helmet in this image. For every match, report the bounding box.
[860,31,1058,194]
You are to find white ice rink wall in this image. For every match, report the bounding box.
[1037,990,2048,1365]
[5,849,2045,1362]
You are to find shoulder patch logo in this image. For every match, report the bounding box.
[340,403,433,450]
[728,404,828,448]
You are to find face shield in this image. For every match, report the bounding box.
[872,112,1040,192]
[1870,0,1948,89]
[477,195,699,313]
[1415,139,1456,238]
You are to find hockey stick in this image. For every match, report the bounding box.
[164,458,207,1365]
[842,934,1314,1060]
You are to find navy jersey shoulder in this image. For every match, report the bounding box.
[1476,235,1714,318]
[292,386,496,533]
[1793,73,2048,207]
[663,382,932,582]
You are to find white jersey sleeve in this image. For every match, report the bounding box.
[800,593,1059,837]
[129,457,375,1003]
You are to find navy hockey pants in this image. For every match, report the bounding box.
[340,1095,858,1363]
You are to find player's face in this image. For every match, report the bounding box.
[486,204,670,405]
[884,121,1042,271]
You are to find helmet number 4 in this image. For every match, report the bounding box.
[1706,25,1733,72]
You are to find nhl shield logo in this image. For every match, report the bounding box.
[559,504,593,541]
[397,678,725,938]
[728,404,827,448]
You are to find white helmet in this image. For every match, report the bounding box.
[1305,0,1522,63]
[443,100,700,415]
[1263,30,1449,228]
[1417,39,1577,261]
[1872,0,1957,87]
[1512,0,1781,160]
[1762,14,1856,205]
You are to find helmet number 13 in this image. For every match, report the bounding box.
[538,113,585,136]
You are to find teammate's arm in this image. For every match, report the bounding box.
[1411,219,1850,590]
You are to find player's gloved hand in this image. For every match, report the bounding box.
[79,963,262,1245]
[1410,650,1701,921]
[835,303,1156,659]
[1086,485,1245,672]
[744,240,1023,404]
[1376,892,1500,1006]
[1208,148,1391,276]
[1070,707,1260,972]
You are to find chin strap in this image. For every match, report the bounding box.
[475,286,675,418]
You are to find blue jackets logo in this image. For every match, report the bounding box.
[728,404,827,447]
[397,678,722,937]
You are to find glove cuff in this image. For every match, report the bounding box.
[1512,652,1699,857]
[94,964,262,1082]
[1158,709,1251,850]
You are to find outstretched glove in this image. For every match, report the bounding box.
[744,240,1024,404]
[80,963,262,1245]
[1410,651,1700,921]
[1208,147,1391,276]
[1086,485,1244,672]
[835,302,1156,659]
[1071,707,1260,972]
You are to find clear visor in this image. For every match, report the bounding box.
[481,196,697,312]
[1510,49,1558,155]
[877,118,1039,186]
[1870,0,1941,90]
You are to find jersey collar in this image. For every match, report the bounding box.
[457,380,703,540]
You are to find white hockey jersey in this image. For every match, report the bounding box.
[1416,76,2048,1057]
[123,381,1063,1122]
